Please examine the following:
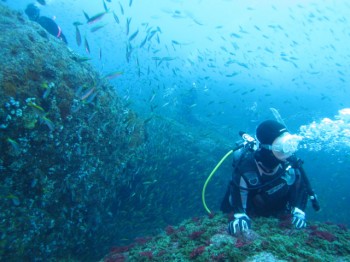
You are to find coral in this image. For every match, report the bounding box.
[165,225,176,235]
[310,229,337,242]
[189,246,205,259]
[209,233,235,247]
[189,230,205,240]
[139,251,153,259]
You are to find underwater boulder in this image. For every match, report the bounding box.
[0,3,146,260]
[0,3,230,261]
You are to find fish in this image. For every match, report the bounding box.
[90,24,106,33]
[104,71,123,79]
[41,116,55,131]
[99,48,102,60]
[73,21,83,26]
[147,30,158,41]
[103,0,108,12]
[80,87,96,101]
[125,45,131,63]
[85,91,98,103]
[136,57,140,77]
[41,82,49,89]
[83,11,108,24]
[74,86,84,97]
[75,26,81,46]
[42,87,51,99]
[230,33,241,38]
[149,92,156,103]
[28,102,45,116]
[84,37,90,54]
[128,29,139,41]
[36,0,46,5]
[83,11,90,21]
[270,108,287,127]
[119,2,124,15]
[144,116,153,124]
[112,11,119,24]
[74,56,91,63]
[126,17,131,35]
[129,0,133,7]
[226,72,238,77]
[7,138,20,153]
[142,179,157,185]
[139,36,148,48]
[125,42,132,63]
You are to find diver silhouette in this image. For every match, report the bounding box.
[25,3,67,44]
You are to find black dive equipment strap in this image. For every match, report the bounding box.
[232,159,290,191]
[232,131,287,191]
[286,156,320,211]
[232,132,320,212]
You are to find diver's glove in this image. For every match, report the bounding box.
[228,213,251,235]
[292,207,306,229]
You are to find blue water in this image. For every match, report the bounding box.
[4,0,350,258]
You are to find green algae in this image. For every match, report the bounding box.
[103,213,350,261]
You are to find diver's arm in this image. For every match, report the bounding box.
[230,171,246,214]
[228,171,251,235]
[60,33,68,44]
[289,168,308,229]
[289,168,308,211]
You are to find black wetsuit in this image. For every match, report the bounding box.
[221,149,308,217]
[37,16,67,44]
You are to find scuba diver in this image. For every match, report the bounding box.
[179,84,198,123]
[220,120,319,235]
[25,3,68,44]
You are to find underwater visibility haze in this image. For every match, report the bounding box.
[1,0,350,261]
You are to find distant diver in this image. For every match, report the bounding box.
[25,3,68,44]
[36,0,46,5]
[179,85,198,123]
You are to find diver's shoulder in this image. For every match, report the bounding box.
[233,148,255,164]
[37,16,57,27]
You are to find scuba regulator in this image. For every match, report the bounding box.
[201,131,320,215]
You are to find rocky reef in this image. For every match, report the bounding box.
[0,3,146,260]
[102,213,350,262]
[0,3,228,261]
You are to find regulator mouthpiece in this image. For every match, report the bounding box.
[272,133,302,155]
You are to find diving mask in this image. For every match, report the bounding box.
[272,132,302,154]
[261,132,302,159]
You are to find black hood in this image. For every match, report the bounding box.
[25,4,40,21]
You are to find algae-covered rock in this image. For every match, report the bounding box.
[0,3,146,260]
[0,3,229,261]
[102,213,350,262]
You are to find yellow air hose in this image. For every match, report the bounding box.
[202,149,234,214]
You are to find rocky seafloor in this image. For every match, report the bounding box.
[102,213,350,262]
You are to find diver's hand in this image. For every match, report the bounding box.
[292,207,306,229]
[228,213,251,235]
